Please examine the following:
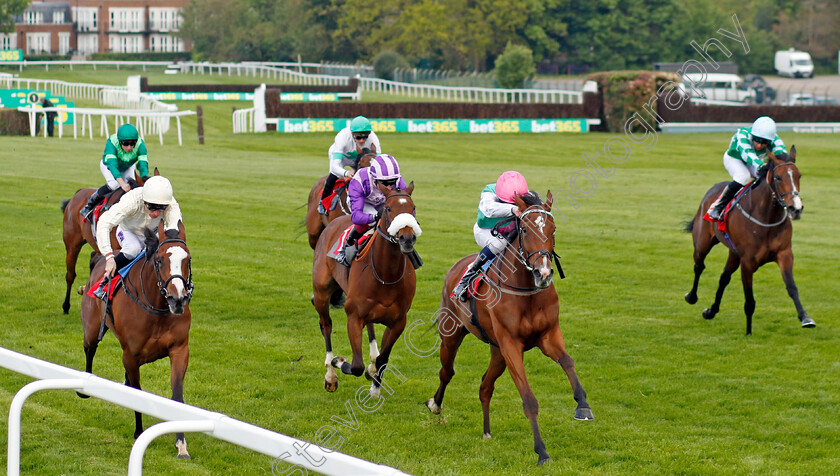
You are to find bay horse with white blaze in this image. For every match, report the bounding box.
[685,147,813,335]
[427,191,593,466]
[305,153,375,250]
[312,183,420,397]
[79,222,193,458]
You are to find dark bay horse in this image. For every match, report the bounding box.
[685,147,813,335]
[61,171,152,314]
[312,183,420,396]
[305,153,374,249]
[426,192,593,466]
[79,222,193,458]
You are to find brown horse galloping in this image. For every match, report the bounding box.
[427,192,593,466]
[312,183,419,396]
[61,171,152,314]
[79,223,193,458]
[305,153,375,249]
[685,147,813,335]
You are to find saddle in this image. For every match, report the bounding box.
[703,182,752,233]
[320,178,351,212]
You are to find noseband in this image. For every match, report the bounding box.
[735,162,797,228]
[767,162,799,209]
[153,238,194,301]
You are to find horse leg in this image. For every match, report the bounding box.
[778,248,815,328]
[740,262,756,336]
[170,345,190,459]
[685,220,718,305]
[313,289,339,392]
[63,239,84,314]
[478,345,507,439]
[122,354,144,439]
[702,250,740,320]
[426,326,469,414]
[497,335,550,465]
[368,318,406,398]
[338,313,365,378]
[538,327,593,421]
[365,323,379,381]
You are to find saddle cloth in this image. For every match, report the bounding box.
[327,226,374,261]
[85,254,144,300]
[702,183,751,233]
[452,256,498,300]
[320,178,350,211]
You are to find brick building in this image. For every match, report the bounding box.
[0,0,191,57]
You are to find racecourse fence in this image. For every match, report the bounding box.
[0,346,409,476]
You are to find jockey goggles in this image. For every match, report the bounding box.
[120,139,137,147]
[377,178,398,187]
[353,133,370,140]
[752,136,771,146]
[145,202,168,211]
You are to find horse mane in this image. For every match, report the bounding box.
[519,191,542,207]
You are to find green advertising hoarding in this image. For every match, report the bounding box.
[0,49,23,62]
[275,118,589,133]
[147,92,254,101]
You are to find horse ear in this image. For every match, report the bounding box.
[177,220,186,241]
[790,145,796,162]
[545,190,553,210]
[143,227,159,259]
[154,167,160,176]
[377,181,391,196]
[514,194,527,211]
[405,181,415,195]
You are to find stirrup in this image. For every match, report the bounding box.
[451,280,470,302]
[318,203,328,216]
[92,287,107,301]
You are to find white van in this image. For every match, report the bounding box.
[775,49,814,78]
[679,73,756,104]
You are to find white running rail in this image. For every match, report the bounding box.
[0,347,410,476]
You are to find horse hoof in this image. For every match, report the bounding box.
[177,454,191,460]
[801,316,816,328]
[310,295,314,306]
[574,407,594,421]
[364,364,377,381]
[330,356,346,368]
[324,379,338,392]
[77,286,85,295]
[702,308,716,320]
[684,292,697,305]
[538,455,551,466]
[425,398,441,414]
[483,433,491,440]
[76,391,90,399]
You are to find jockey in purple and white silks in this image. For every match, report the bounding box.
[318,115,383,215]
[335,154,408,266]
[451,170,528,301]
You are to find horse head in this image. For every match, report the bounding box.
[144,222,193,314]
[514,191,557,289]
[378,181,421,254]
[767,146,803,220]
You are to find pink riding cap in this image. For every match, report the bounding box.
[496,170,529,203]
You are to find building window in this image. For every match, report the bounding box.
[26,32,51,54]
[24,11,44,25]
[53,10,65,24]
[0,34,17,50]
[59,32,70,54]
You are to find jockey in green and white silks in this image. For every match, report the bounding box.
[707,116,787,220]
[80,123,150,221]
[451,171,529,301]
[319,116,382,215]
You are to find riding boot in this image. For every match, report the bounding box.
[708,180,743,220]
[452,246,496,302]
[337,229,364,267]
[93,253,132,300]
[319,174,340,215]
[80,184,111,222]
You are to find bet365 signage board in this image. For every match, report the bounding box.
[275,118,589,133]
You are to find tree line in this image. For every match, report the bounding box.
[179,0,839,75]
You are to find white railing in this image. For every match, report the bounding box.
[0,76,120,101]
[2,60,173,73]
[18,106,195,145]
[0,347,409,476]
[232,107,255,134]
[355,76,582,103]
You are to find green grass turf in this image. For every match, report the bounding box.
[1,91,839,474]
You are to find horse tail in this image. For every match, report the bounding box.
[683,219,695,233]
[61,199,70,213]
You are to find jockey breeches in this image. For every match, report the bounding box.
[473,223,510,255]
[115,225,144,259]
[101,161,137,190]
[723,153,756,186]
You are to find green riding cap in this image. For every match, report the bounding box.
[117,123,139,141]
[350,116,372,133]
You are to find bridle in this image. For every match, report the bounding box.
[153,238,194,302]
[735,161,798,228]
[123,238,193,315]
[370,191,414,285]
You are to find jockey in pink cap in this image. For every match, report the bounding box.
[452,170,529,301]
[335,154,408,266]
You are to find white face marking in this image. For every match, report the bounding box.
[398,198,407,205]
[788,169,803,210]
[166,246,188,297]
[535,215,546,234]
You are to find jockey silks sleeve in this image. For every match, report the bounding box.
[95,188,183,256]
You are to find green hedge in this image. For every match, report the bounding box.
[0,109,33,135]
[587,70,681,132]
[89,52,191,62]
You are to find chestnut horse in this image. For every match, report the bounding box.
[312,183,420,396]
[61,171,153,314]
[305,153,374,250]
[79,223,193,458]
[426,191,593,466]
[685,147,813,335]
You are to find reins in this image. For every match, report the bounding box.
[734,162,795,228]
[121,238,193,316]
[368,192,412,285]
